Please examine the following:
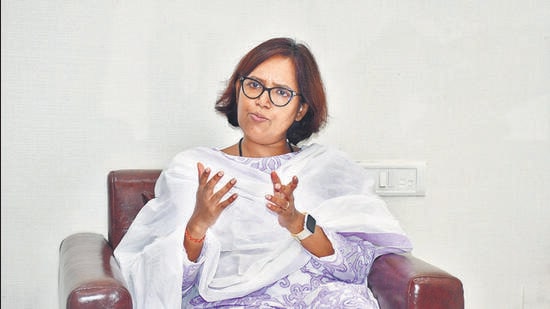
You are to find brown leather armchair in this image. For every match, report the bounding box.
[59,170,464,309]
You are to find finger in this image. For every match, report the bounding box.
[197,162,204,180]
[218,193,238,209]
[266,193,290,210]
[266,201,291,215]
[279,175,299,196]
[212,178,237,201]
[270,171,282,191]
[197,163,211,186]
[205,170,224,192]
[289,176,299,190]
[266,202,283,213]
[282,200,290,210]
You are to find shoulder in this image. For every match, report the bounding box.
[303,144,368,179]
[287,143,364,176]
[165,147,221,171]
[172,146,218,160]
[299,143,355,162]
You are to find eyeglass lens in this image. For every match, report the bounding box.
[241,77,294,107]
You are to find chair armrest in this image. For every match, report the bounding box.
[368,253,464,309]
[59,233,132,309]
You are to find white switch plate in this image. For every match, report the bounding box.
[358,160,426,196]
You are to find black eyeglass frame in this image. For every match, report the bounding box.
[239,76,301,107]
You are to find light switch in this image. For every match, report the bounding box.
[358,160,426,196]
[379,170,389,188]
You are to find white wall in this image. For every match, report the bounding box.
[2,1,549,308]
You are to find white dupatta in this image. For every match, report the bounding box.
[114,144,411,308]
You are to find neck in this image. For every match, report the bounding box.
[239,137,293,157]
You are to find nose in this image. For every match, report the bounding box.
[255,90,272,109]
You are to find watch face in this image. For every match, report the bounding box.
[306,214,316,233]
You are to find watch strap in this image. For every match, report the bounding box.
[291,213,316,241]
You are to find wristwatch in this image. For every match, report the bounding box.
[292,213,316,241]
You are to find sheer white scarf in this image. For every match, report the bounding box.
[114,144,412,308]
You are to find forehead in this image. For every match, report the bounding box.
[249,56,297,87]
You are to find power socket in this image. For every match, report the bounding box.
[358,160,426,196]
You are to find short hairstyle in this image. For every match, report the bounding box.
[215,37,328,145]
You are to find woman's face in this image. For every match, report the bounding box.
[236,56,308,146]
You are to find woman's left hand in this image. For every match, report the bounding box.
[266,171,305,233]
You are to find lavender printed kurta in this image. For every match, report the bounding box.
[114,144,412,309]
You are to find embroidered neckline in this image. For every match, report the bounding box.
[220,149,299,174]
[238,137,294,157]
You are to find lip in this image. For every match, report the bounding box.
[249,112,269,122]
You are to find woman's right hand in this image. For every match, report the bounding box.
[186,162,237,238]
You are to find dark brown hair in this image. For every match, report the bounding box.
[215,37,328,144]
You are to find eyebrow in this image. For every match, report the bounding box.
[248,75,295,91]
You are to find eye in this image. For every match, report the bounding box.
[247,80,262,89]
[274,88,291,98]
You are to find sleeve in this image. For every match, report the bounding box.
[113,150,203,308]
[181,243,207,295]
[181,231,225,296]
[304,230,377,284]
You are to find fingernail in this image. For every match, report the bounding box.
[265,194,272,200]
[217,171,224,176]
[274,183,281,190]
[230,178,236,184]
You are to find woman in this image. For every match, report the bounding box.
[114,37,412,308]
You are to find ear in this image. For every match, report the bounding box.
[295,103,309,121]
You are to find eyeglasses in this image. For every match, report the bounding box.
[239,76,301,107]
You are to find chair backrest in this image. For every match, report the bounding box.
[107,169,161,248]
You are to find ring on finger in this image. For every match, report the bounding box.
[284,201,290,210]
